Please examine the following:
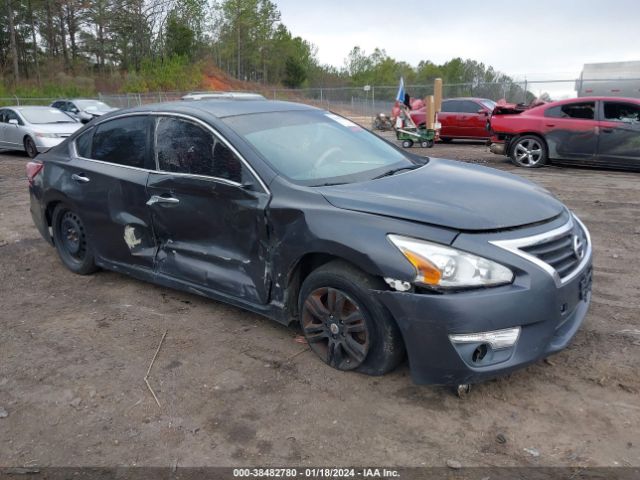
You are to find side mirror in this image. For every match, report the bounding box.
[478,109,488,116]
[71,108,80,114]
[8,119,19,125]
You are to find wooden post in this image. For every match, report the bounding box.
[425,95,435,130]
[434,77,443,114]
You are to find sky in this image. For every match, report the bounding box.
[275,0,639,94]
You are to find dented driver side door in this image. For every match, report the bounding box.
[146,115,271,304]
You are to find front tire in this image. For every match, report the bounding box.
[24,136,38,158]
[510,135,547,168]
[401,139,413,148]
[299,261,405,376]
[51,204,98,275]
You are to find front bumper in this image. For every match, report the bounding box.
[377,215,593,385]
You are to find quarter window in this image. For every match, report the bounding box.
[155,116,244,183]
[75,129,93,158]
[91,116,149,168]
[603,102,640,123]
[545,102,595,120]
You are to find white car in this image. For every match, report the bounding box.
[0,106,82,158]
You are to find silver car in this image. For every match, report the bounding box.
[50,99,118,123]
[0,106,82,158]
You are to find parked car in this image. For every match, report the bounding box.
[406,97,496,142]
[489,96,640,170]
[0,106,82,158]
[182,91,266,101]
[50,99,118,123]
[27,100,592,388]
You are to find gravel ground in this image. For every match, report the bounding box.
[1,138,639,468]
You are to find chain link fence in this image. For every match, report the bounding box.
[2,78,639,122]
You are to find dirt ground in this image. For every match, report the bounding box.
[1,138,639,469]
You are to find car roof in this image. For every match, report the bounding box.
[111,100,319,119]
[547,96,640,105]
[445,97,495,102]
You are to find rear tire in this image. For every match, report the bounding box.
[24,136,38,158]
[299,261,405,376]
[510,135,547,168]
[52,203,98,275]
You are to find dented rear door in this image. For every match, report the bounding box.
[147,115,271,304]
[68,114,157,270]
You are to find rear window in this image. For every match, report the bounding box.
[544,102,595,120]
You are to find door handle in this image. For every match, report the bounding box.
[602,128,614,133]
[146,194,180,206]
[545,123,555,127]
[71,173,90,183]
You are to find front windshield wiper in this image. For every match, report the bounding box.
[311,181,349,187]
[372,165,420,180]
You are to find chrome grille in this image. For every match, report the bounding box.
[491,215,591,286]
[520,230,582,278]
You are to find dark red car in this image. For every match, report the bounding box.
[407,97,496,142]
[489,96,640,171]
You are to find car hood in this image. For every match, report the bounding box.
[318,158,565,231]
[30,123,82,134]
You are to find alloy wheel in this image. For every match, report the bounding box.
[513,138,543,166]
[301,287,370,370]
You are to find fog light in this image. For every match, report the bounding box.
[449,327,520,350]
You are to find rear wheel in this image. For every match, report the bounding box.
[24,136,38,158]
[299,261,405,376]
[510,135,547,168]
[421,139,434,148]
[52,204,98,275]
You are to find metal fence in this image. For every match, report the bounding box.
[3,77,640,121]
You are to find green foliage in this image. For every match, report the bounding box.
[122,56,203,92]
[165,11,196,59]
[283,56,306,88]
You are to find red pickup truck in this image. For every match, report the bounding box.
[489,96,640,171]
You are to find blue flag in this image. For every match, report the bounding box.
[395,77,405,103]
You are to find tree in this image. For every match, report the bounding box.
[283,55,305,87]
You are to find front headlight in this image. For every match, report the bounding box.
[388,234,514,289]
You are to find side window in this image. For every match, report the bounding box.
[545,102,595,120]
[5,110,22,125]
[155,116,244,183]
[52,102,63,110]
[91,116,149,168]
[442,100,460,113]
[603,102,640,123]
[458,100,482,113]
[75,128,93,158]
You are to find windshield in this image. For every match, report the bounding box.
[480,99,497,111]
[75,100,112,112]
[18,108,76,124]
[224,110,421,185]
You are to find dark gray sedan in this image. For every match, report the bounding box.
[26,100,593,389]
